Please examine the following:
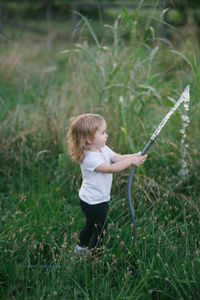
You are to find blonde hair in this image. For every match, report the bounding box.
[67,113,105,163]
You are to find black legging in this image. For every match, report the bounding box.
[79,199,109,249]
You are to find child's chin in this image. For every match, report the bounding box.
[100,142,106,147]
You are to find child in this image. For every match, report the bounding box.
[67,113,147,255]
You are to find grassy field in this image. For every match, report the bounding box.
[0,5,200,300]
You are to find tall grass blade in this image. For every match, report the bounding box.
[75,12,101,48]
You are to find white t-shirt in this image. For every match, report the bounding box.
[79,145,116,205]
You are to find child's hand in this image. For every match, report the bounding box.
[131,152,147,167]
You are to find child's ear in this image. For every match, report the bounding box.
[86,137,92,145]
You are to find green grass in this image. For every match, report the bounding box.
[1,5,200,299]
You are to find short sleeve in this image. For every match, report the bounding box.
[104,145,116,160]
[83,154,105,172]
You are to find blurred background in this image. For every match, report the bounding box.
[1,0,200,45]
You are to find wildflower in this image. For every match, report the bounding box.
[119,96,124,103]
[31,233,36,240]
[23,233,29,242]
[13,241,18,250]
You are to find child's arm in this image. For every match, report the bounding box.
[95,153,147,174]
[112,153,141,163]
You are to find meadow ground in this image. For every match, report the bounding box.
[0,7,200,299]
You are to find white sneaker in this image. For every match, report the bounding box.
[74,245,91,255]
